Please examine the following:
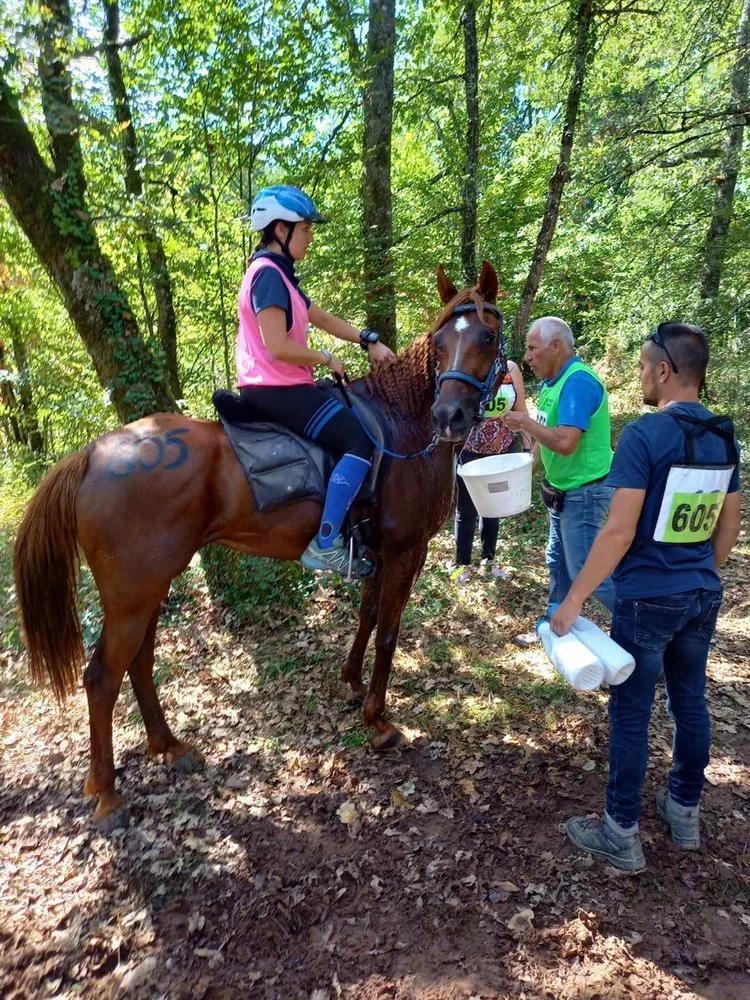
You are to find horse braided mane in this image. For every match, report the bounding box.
[361,286,481,418]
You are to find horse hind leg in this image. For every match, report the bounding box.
[127,608,204,772]
[82,606,158,830]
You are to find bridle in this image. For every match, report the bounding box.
[335,295,509,461]
[435,298,508,421]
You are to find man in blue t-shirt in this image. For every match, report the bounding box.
[504,316,615,623]
[550,322,742,872]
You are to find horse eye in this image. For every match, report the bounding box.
[481,331,495,346]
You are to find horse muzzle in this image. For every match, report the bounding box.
[431,400,476,442]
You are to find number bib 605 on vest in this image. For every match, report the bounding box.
[654,465,733,543]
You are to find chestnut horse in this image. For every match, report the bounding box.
[13,261,505,829]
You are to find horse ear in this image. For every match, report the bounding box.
[437,264,458,304]
[476,260,499,303]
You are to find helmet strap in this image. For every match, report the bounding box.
[281,221,296,261]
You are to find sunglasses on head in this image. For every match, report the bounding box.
[648,323,679,374]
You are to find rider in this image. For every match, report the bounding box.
[236,184,395,574]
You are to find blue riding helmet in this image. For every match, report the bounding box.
[250,185,326,231]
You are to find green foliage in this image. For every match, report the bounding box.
[0,454,40,652]
[1,0,748,468]
[200,543,315,619]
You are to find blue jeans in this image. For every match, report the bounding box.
[606,589,722,827]
[546,482,615,612]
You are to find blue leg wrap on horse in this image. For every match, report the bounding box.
[317,453,372,549]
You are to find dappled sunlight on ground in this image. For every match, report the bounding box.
[1,487,749,997]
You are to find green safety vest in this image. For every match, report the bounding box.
[538,359,612,491]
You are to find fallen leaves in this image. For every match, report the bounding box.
[336,800,357,825]
[1,516,749,999]
[507,907,535,937]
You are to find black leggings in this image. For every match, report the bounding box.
[455,450,499,565]
[238,384,373,460]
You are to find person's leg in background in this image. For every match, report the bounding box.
[559,482,615,612]
[659,588,720,848]
[454,452,480,583]
[546,506,572,610]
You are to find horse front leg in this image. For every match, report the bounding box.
[363,546,428,750]
[341,566,383,706]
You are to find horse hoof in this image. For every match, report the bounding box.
[370,723,404,752]
[341,681,366,708]
[93,797,129,833]
[169,747,205,774]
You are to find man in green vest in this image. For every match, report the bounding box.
[504,317,615,613]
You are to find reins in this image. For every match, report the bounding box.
[334,373,440,461]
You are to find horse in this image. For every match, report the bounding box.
[13,260,507,830]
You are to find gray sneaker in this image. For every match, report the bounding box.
[565,814,646,872]
[655,790,700,850]
[300,535,351,574]
[300,536,373,578]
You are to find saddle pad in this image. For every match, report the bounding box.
[214,384,388,514]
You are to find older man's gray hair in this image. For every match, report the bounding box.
[529,316,574,350]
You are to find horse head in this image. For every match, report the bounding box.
[430,260,507,441]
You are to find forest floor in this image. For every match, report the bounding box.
[1,492,749,1000]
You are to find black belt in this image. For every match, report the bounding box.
[575,474,608,490]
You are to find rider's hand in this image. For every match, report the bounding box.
[368,341,396,365]
[329,355,347,379]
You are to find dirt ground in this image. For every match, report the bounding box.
[1,522,749,999]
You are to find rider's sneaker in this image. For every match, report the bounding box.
[565,813,646,872]
[655,789,700,850]
[300,536,373,579]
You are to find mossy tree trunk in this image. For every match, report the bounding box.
[0,1,175,424]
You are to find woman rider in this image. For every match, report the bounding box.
[236,184,395,574]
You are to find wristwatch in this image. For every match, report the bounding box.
[359,327,380,351]
[319,348,333,367]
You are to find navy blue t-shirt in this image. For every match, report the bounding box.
[248,250,311,332]
[544,357,604,431]
[607,402,741,599]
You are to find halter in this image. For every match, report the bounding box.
[334,295,508,460]
[435,299,508,420]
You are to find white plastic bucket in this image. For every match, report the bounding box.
[456,452,533,518]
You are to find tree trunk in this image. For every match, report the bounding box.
[362,0,397,347]
[0,5,175,424]
[203,115,232,388]
[0,339,24,449]
[102,0,181,398]
[461,0,480,285]
[700,0,750,300]
[513,0,593,352]
[11,333,44,454]
[0,334,43,454]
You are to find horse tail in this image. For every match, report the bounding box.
[13,447,92,701]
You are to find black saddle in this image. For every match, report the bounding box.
[213,381,389,514]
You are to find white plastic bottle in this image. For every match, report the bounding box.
[536,620,604,691]
[569,616,635,686]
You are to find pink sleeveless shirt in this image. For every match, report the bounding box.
[235,257,314,388]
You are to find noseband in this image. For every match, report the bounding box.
[435,301,508,420]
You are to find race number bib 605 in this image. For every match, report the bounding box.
[654,465,734,543]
